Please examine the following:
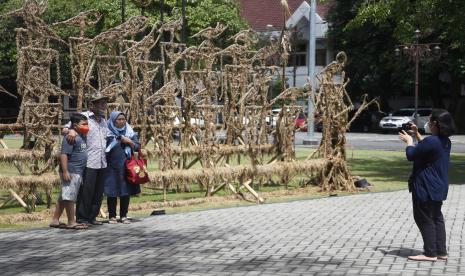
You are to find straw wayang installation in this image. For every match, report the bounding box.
[0,0,374,214]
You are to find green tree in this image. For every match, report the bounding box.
[0,0,248,93]
[328,0,465,112]
[340,0,465,129]
[327,0,402,111]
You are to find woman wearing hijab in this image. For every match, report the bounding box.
[104,111,141,224]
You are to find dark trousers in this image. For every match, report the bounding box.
[76,168,105,222]
[107,196,130,218]
[412,197,447,257]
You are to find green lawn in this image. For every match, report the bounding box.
[347,150,465,191]
[1,135,465,229]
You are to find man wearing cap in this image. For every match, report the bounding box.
[63,91,109,226]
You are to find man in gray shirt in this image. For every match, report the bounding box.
[64,91,109,225]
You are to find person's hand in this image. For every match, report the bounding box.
[66,129,78,143]
[407,122,423,141]
[120,136,131,144]
[408,122,418,135]
[121,136,135,148]
[399,130,414,146]
[63,171,71,182]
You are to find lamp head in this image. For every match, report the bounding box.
[403,46,410,55]
[414,29,421,40]
[394,48,400,59]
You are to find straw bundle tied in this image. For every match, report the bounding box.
[144,144,275,157]
[0,210,53,224]
[0,149,58,163]
[0,174,60,190]
[148,159,327,186]
[0,123,23,132]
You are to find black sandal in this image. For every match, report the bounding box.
[49,223,67,229]
[66,223,88,230]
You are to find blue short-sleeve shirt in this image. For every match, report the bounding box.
[61,134,87,175]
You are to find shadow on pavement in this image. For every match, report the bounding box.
[377,247,422,258]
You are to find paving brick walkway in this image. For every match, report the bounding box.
[1,186,465,275]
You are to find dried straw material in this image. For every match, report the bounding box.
[311,52,379,192]
[0,209,53,224]
[0,123,23,132]
[0,149,58,163]
[1,0,364,209]
[144,144,275,157]
[0,174,60,190]
[148,159,327,187]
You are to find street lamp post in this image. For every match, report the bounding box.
[303,0,318,145]
[395,29,441,125]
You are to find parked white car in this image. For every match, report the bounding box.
[378,108,432,132]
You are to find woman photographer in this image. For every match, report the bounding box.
[399,109,456,261]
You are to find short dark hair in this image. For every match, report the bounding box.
[70,113,88,126]
[430,109,456,137]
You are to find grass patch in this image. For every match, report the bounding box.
[347,150,465,192]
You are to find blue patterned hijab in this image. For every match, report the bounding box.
[105,111,135,157]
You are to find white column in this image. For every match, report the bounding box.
[304,0,317,144]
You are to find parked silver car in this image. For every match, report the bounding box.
[378,108,432,132]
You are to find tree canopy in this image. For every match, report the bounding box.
[347,0,465,77]
[327,0,465,114]
[0,0,248,92]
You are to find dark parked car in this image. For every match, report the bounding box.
[349,108,384,132]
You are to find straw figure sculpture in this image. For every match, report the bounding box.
[0,1,371,213]
[310,52,378,191]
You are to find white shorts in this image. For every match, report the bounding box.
[58,173,82,202]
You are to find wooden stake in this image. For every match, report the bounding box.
[242,180,264,203]
[9,189,28,208]
[211,182,226,195]
[100,208,107,218]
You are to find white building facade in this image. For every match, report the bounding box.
[284,1,332,88]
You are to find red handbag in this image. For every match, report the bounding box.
[125,150,149,185]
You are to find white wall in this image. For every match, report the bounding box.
[284,65,325,87]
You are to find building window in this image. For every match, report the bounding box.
[288,45,327,67]
[288,43,307,66]
[316,49,326,66]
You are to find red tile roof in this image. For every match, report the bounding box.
[238,0,334,32]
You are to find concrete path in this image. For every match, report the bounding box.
[1,186,465,275]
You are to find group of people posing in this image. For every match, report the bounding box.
[49,92,140,229]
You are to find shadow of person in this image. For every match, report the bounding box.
[377,247,423,258]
